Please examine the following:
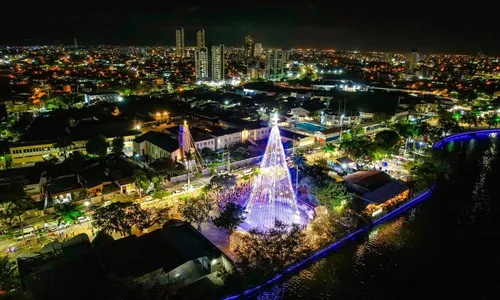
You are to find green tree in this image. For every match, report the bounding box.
[0,256,21,293]
[111,136,124,156]
[461,111,480,129]
[3,182,32,243]
[339,136,372,159]
[86,134,108,157]
[374,130,400,155]
[200,147,217,160]
[92,202,143,236]
[53,136,74,159]
[181,197,213,231]
[486,114,499,128]
[133,169,150,201]
[0,202,17,228]
[213,202,246,231]
[372,112,390,124]
[234,220,309,275]
[136,206,171,232]
[53,203,84,226]
[291,152,306,195]
[312,180,352,211]
[322,143,336,157]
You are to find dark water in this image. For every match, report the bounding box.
[257,136,500,300]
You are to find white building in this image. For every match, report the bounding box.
[196,29,205,50]
[211,45,225,82]
[175,27,185,58]
[266,50,287,81]
[209,127,271,150]
[195,47,209,81]
[321,111,361,127]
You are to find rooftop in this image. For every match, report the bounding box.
[134,131,179,153]
[343,170,394,191]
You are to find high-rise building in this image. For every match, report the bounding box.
[197,29,205,50]
[266,50,287,81]
[406,49,419,73]
[74,38,78,48]
[211,45,225,82]
[254,43,263,57]
[175,27,185,58]
[195,47,209,81]
[244,35,254,61]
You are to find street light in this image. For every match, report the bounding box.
[84,201,90,211]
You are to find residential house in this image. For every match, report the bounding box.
[343,170,409,215]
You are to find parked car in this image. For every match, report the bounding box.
[77,216,89,223]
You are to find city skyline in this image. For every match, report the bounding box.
[1,1,499,53]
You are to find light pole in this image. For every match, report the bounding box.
[84,201,90,212]
[339,114,345,141]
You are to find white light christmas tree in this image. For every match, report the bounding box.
[244,114,300,230]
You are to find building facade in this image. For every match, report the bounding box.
[196,29,205,50]
[195,47,209,81]
[211,45,225,82]
[266,50,287,81]
[254,43,263,57]
[406,50,419,73]
[10,135,136,167]
[175,27,185,58]
[244,35,254,61]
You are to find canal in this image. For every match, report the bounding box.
[256,134,500,299]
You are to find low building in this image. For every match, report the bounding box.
[133,131,182,161]
[320,110,361,127]
[343,170,409,215]
[17,222,234,299]
[84,92,122,104]
[315,127,343,143]
[9,119,140,167]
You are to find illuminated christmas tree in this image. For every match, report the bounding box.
[244,114,300,230]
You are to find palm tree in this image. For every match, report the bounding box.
[322,143,336,157]
[4,182,32,244]
[461,112,479,129]
[133,169,150,201]
[53,203,84,226]
[184,151,194,190]
[291,152,306,195]
[487,114,499,129]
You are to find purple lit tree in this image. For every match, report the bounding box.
[244,116,300,230]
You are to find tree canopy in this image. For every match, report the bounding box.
[213,202,246,231]
[86,134,108,157]
[234,220,309,275]
[312,180,352,211]
[181,197,213,231]
[111,136,125,156]
[92,202,143,236]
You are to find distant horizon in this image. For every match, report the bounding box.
[0,43,494,56]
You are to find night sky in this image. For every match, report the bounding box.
[1,0,499,53]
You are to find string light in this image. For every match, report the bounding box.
[244,121,301,230]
